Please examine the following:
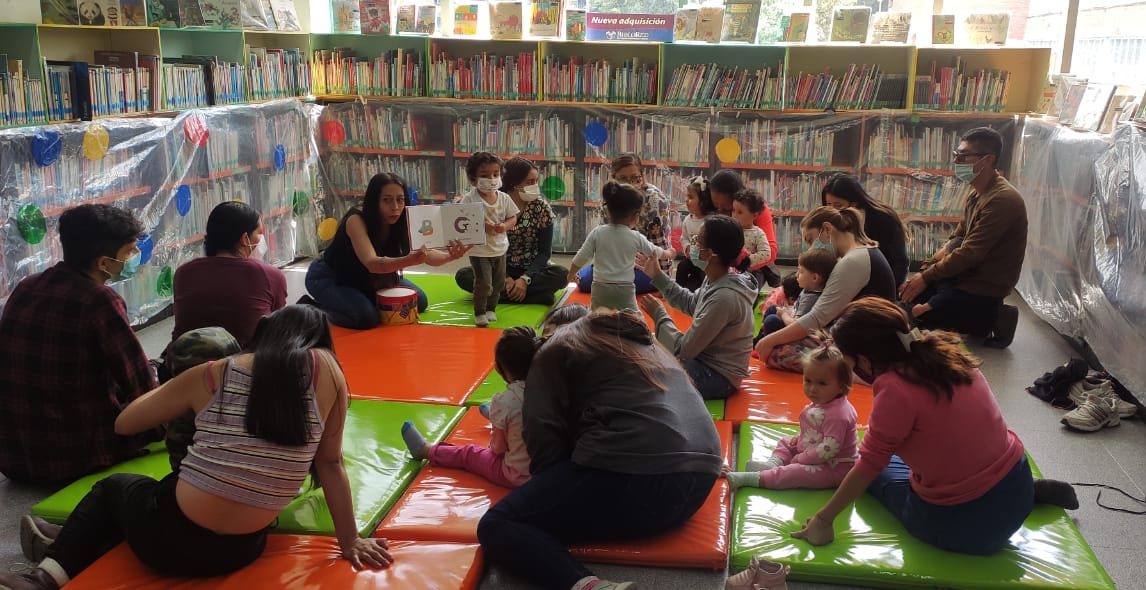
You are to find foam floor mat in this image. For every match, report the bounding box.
[407,273,560,328]
[32,443,172,524]
[66,536,484,590]
[731,422,1116,590]
[725,358,873,428]
[562,289,694,331]
[379,409,732,570]
[332,323,501,405]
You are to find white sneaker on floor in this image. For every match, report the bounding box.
[486,311,497,323]
[474,314,489,327]
[1067,380,1137,418]
[1061,394,1120,431]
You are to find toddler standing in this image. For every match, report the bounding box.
[462,152,519,327]
[726,346,858,490]
[402,326,539,488]
[676,175,716,291]
[756,248,836,341]
[731,189,772,290]
[568,181,675,311]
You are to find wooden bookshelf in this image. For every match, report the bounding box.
[915,47,1051,114]
[539,40,659,105]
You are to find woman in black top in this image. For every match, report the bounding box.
[305,173,470,329]
[821,174,910,287]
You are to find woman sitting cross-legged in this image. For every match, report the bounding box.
[0,305,392,590]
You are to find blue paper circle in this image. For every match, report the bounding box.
[274,144,286,171]
[32,130,63,167]
[584,122,609,148]
[175,185,191,217]
[137,234,154,265]
[407,186,419,205]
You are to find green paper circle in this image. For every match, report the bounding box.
[292,191,310,216]
[541,176,566,200]
[157,266,174,297]
[16,204,47,245]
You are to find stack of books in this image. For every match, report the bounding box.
[311,48,423,97]
[429,51,536,101]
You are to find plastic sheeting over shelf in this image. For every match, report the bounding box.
[0,100,320,325]
[1015,119,1146,403]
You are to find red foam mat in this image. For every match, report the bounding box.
[724,358,873,427]
[67,536,483,590]
[379,409,732,569]
[331,324,502,405]
[562,289,694,331]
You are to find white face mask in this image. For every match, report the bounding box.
[254,236,268,260]
[519,184,541,201]
[477,177,502,192]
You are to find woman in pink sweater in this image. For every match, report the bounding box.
[791,297,1077,555]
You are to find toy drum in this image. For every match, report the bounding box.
[376,287,419,325]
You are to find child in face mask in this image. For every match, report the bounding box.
[462,151,519,327]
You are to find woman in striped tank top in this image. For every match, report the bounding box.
[1,306,392,590]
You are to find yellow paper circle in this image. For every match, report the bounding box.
[715,137,741,163]
[318,218,338,241]
[83,125,110,161]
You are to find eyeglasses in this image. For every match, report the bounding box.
[615,174,644,184]
[951,150,989,163]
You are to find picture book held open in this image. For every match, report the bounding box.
[407,203,486,250]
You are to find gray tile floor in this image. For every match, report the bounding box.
[2,258,1143,590]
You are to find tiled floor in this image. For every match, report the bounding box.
[2,258,1143,590]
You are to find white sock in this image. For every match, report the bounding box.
[746,456,784,472]
[39,557,70,586]
[725,471,761,489]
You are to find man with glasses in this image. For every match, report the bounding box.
[0,204,159,484]
[899,127,1027,348]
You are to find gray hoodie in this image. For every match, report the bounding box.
[650,271,757,386]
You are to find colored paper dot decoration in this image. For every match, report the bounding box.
[16,204,47,245]
[183,115,209,147]
[541,176,566,200]
[715,138,742,163]
[137,234,154,265]
[175,185,192,217]
[32,130,62,167]
[407,186,419,205]
[292,191,310,216]
[157,266,174,297]
[583,122,608,148]
[274,144,286,170]
[83,125,110,160]
[318,218,339,241]
[322,120,346,145]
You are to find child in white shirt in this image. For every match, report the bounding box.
[676,175,716,291]
[731,189,772,290]
[461,152,519,327]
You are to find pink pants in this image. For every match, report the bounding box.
[759,445,853,489]
[428,443,527,488]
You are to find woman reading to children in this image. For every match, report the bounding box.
[478,309,722,590]
[637,215,756,400]
[305,172,471,329]
[0,306,392,590]
[790,297,1078,555]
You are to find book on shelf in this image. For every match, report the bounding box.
[830,6,870,43]
[870,11,910,44]
[41,0,79,24]
[565,8,586,40]
[492,1,524,40]
[721,0,760,43]
[246,46,311,101]
[695,5,723,43]
[961,13,1008,46]
[407,203,486,249]
[452,112,571,158]
[787,64,901,110]
[780,12,809,42]
[430,50,537,101]
[541,55,657,104]
[44,60,92,121]
[914,57,1010,113]
[1049,74,1085,119]
[1058,79,1088,125]
[1071,83,1115,132]
[396,4,417,33]
[530,0,562,37]
[241,0,275,30]
[332,0,362,32]
[866,123,957,170]
[119,0,146,24]
[1135,90,1146,121]
[719,119,830,166]
[268,0,302,30]
[662,62,782,109]
[178,0,208,27]
[160,60,209,110]
[1099,93,1137,134]
[674,7,698,41]
[360,0,392,33]
[200,0,241,28]
[77,0,119,25]
[147,0,180,26]
[931,14,954,44]
[587,116,709,164]
[0,57,46,126]
[416,4,437,34]
[453,2,480,36]
[312,47,423,97]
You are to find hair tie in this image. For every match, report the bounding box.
[692,175,708,192]
[897,327,922,352]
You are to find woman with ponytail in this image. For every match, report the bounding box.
[638,215,757,400]
[754,206,896,364]
[790,297,1077,556]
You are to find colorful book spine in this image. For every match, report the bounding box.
[323,103,428,150]
[452,113,571,158]
[429,50,537,101]
[584,115,709,164]
[913,59,1011,113]
[866,123,958,170]
[662,62,782,109]
[311,49,423,98]
[721,120,833,166]
[246,47,312,101]
[541,55,657,105]
[0,63,47,126]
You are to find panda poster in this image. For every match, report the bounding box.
[74,0,118,25]
[407,203,486,250]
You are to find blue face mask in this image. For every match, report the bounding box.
[810,229,834,254]
[953,163,977,183]
[689,244,709,270]
[106,251,141,282]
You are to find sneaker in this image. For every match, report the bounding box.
[1067,379,1137,418]
[726,556,790,590]
[0,568,60,590]
[20,515,59,562]
[475,314,489,327]
[1061,394,1120,431]
[984,304,1019,348]
[591,582,635,590]
[486,311,498,323]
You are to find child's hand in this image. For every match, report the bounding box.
[342,537,393,569]
[485,221,497,233]
[494,223,507,233]
[791,514,835,546]
[566,271,578,283]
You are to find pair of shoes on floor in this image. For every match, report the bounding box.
[474,311,497,327]
[726,556,789,590]
[1067,378,1137,418]
[20,515,59,563]
[1061,394,1121,431]
[0,567,59,590]
[984,303,1019,348]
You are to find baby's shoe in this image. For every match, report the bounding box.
[726,556,790,590]
[486,311,498,323]
[475,314,489,327]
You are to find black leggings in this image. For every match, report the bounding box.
[48,473,267,578]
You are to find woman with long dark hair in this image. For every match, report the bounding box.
[710,169,781,286]
[305,173,471,329]
[821,173,910,287]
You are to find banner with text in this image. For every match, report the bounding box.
[586,13,675,42]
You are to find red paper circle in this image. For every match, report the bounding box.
[183,116,209,147]
[323,121,347,145]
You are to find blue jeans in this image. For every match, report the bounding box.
[757,304,786,341]
[867,455,1034,555]
[682,357,736,400]
[477,460,715,590]
[304,259,427,330]
[576,265,656,295]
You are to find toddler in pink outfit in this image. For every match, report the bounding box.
[726,346,859,489]
[401,326,538,488]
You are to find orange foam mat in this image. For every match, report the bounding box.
[562,289,694,331]
[67,536,484,590]
[725,358,873,428]
[379,410,732,570]
[331,324,502,405]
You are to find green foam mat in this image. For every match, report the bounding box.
[732,422,1115,590]
[275,400,464,537]
[407,273,561,328]
[706,399,726,420]
[31,442,172,524]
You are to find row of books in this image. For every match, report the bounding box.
[325,153,440,198]
[719,120,835,166]
[429,52,537,101]
[253,110,310,166]
[452,113,572,159]
[905,221,958,260]
[914,59,1010,113]
[162,64,209,110]
[863,174,964,217]
[866,124,959,170]
[247,47,311,101]
[311,48,423,97]
[787,66,906,110]
[662,63,782,110]
[741,171,829,213]
[3,68,46,126]
[585,116,710,164]
[540,56,658,105]
[322,105,429,150]
[205,128,243,173]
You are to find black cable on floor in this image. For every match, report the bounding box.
[1070,482,1146,514]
